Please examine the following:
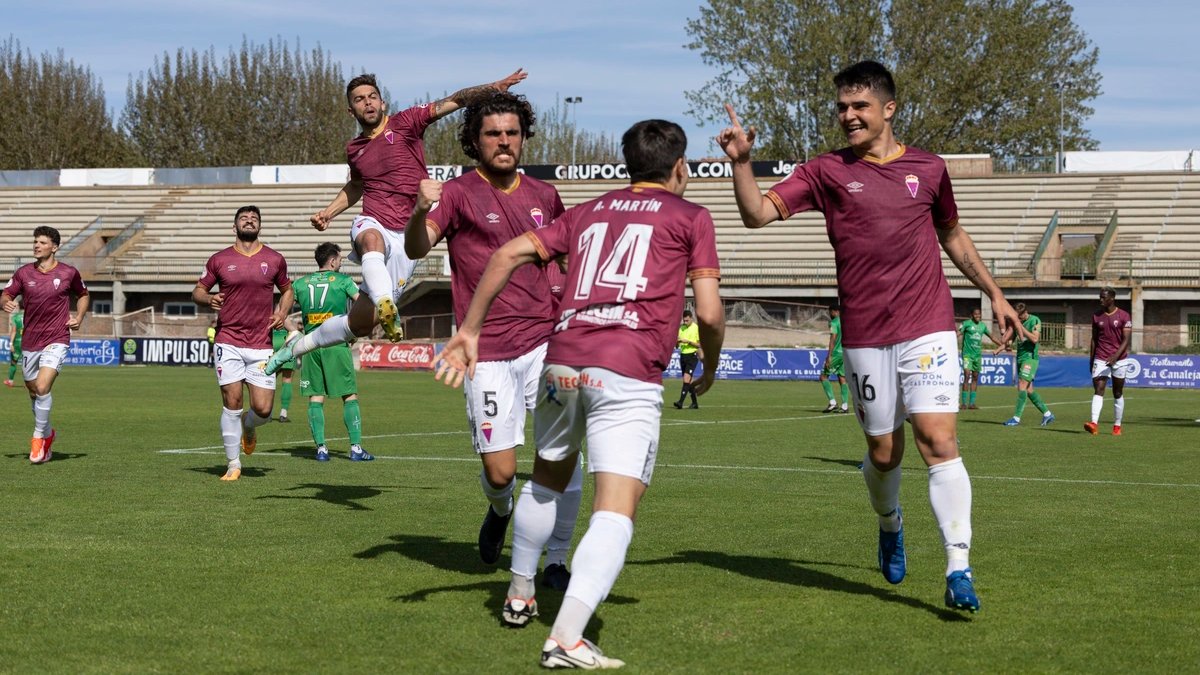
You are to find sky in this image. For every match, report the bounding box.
[4,0,1198,160]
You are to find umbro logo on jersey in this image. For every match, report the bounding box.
[846,181,864,193]
[486,213,501,224]
[226,265,237,272]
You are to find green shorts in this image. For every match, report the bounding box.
[821,353,844,378]
[272,331,297,370]
[962,354,982,373]
[1017,357,1039,383]
[300,344,357,398]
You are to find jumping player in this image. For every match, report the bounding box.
[1,226,89,463]
[405,92,580,584]
[437,119,724,668]
[719,60,1020,613]
[265,69,527,374]
[1086,287,1133,435]
[193,206,293,481]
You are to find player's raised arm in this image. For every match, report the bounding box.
[938,224,1019,343]
[435,231,543,387]
[405,179,443,259]
[311,180,364,231]
[431,69,528,122]
[717,104,780,229]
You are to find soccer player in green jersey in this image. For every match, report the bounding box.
[292,243,371,461]
[271,316,300,422]
[999,303,1054,426]
[6,301,22,387]
[958,308,997,410]
[820,303,849,413]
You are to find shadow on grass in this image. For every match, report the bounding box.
[803,456,863,468]
[5,452,89,462]
[256,483,387,511]
[631,550,970,622]
[1130,416,1200,428]
[186,465,274,479]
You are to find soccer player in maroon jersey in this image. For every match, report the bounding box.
[719,60,1021,613]
[265,69,527,374]
[1087,286,1133,435]
[437,120,724,669]
[1,226,89,464]
[193,206,294,481]
[405,92,581,588]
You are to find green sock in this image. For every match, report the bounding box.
[6,363,15,381]
[961,389,968,405]
[839,383,849,406]
[1014,391,1028,418]
[1028,391,1047,414]
[308,401,325,445]
[820,380,835,401]
[343,399,362,445]
[969,390,977,406]
[280,381,293,412]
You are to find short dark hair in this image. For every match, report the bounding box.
[829,302,840,312]
[1015,302,1027,313]
[234,205,260,222]
[33,225,60,246]
[314,242,341,267]
[833,60,896,103]
[460,92,536,161]
[1100,286,1118,299]
[346,74,381,104]
[622,120,687,184]
[682,309,693,318]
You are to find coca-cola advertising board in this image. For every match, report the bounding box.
[358,341,439,370]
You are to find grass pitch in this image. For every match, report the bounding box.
[1,367,1197,673]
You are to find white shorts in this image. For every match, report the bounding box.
[843,331,960,437]
[214,343,276,389]
[22,343,69,381]
[348,215,418,304]
[1092,358,1133,380]
[534,365,662,485]
[464,342,548,453]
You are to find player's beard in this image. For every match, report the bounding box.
[481,149,520,179]
[236,228,259,243]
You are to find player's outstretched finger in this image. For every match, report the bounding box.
[723,102,740,127]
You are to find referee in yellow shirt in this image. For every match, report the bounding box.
[673,309,702,409]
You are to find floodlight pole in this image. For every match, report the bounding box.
[565,96,583,166]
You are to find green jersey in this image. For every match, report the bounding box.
[959,319,989,358]
[11,311,23,349]
[294,270,358,333]
[829,316,843,357]
[1016,314,1040,361]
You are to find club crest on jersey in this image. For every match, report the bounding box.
[384,129,394,145]
[530,207,544,228]
[486,212,501,224]
[480,421,493,442]
[845,181,864,193]
[905,174,920,198]
[260,262,269,276]
[52,278,61,289]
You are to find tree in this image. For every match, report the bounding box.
[121,38,356,167]
[0,36,134,170]
[685,0,1100,159]
[420,95,619,166]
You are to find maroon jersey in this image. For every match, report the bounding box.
[528,183,721,384]
[1092,307,1132,361]
[427,170,565,362]
[767,145,958,348]
[3,262,87,352]
[348,105,436,231]
[198,245,291,349]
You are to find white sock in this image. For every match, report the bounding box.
[293,316,355,357]
[33,393,52,437]
[928,457,972,575]
[862,454,902,532]
[220,407,242,462]
[551,511,633,646]
[510,481,559,579]
[546,457,585,568]
[359,251,393,305]
[1114,396,1125,425]
[1091,395,1103,424]
[828,398,837,406]
[481,471,515,517]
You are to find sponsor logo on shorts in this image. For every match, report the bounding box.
[545,374,563,406]
[919,346,948,372]
[480,421,493,442]
[905,174,920,198]
[935,393,952,405]
[300,379,310,389]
